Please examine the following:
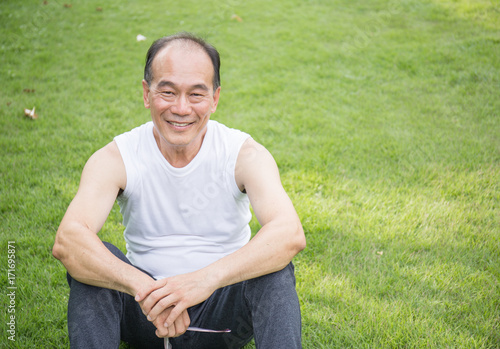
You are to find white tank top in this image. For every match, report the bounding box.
[114,120,252,279]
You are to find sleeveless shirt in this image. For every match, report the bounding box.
[114,120,252,279]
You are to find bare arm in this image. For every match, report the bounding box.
[210,138,306,283]
[138,138,306,332]
[52,141,155,296]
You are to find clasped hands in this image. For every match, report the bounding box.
[135,272,215,338]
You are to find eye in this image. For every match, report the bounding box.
[189,92,205,102]
[160,91,176,99]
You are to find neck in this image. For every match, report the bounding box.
[153,127,207,168]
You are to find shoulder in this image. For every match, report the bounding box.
[87,141,123,167]
[82,141,126,191]
[235,138,279,193]
[238,138,271,163]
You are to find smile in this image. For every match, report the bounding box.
[167,121,193,127]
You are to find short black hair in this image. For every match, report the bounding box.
[144,32,221,91]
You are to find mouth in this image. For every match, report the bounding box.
[167,121,194,127]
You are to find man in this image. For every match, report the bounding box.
[53,32,306,349]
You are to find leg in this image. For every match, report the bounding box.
[244,263,302,349]
[66,242,162,349]
[169,282,253,349]
[169,262,301,349]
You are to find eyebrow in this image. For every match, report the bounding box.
[156,80,210,91]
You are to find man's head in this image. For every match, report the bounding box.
[141,33,222,153]
[144,32,221,92]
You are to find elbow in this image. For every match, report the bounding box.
[290,221,306,255]
[52,228,68,262]
[297,237,306,254]
[52,241,62,261]
[52,237,63,261]
[296,225,306,253]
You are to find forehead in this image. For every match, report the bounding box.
[151,42,214,87]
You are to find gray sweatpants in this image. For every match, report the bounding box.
[66,242,302,349]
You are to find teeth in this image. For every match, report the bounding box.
[169,121,190,126]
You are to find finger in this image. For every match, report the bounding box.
[165,303,187,328]
[135,279,167,302]
[156,320,176,338]
[141,285,172,317]
[170,311,189,337]
[155,326,167,338]
[134,291,146,303]
[139,293,161,318]
[154,309,172,339]
[183,310,191,329]
[168,321,177,338]
[148,294,178,322]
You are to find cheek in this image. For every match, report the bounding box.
[195,101,215,116]
[151,98,170,111]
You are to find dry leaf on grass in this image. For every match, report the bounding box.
[231,14,243,22]
[24,107,38,120]
[63,4,72,8]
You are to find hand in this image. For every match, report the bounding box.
[152,307,190,338]
[135,281,191,338]
[135,270,217,329]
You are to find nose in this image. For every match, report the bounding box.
[171,94,191,116]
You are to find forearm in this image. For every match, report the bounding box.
[53,221,153,296]
[205,217,305,290]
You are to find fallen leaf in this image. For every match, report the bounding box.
[96,7,103,11]
[64,3,72,8]
[231,14,243,22]
[23,88,35,93]
[43,0,48,4]
[7,102,12,106]
[24,107,38,120]
[136,34,147,42]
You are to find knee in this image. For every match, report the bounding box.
[246,262,297,296]
[265,262,296,286]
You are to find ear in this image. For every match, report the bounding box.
[142,79,151,109]
[211,86,221,113]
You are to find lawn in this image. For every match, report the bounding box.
[1,0,499,347]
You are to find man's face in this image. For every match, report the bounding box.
[142,43,220,151]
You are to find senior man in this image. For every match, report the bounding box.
[53,32,306,349]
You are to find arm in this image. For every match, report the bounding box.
[52,141,155,296]
[54,141,191,338]
[210,138,306,282]
[138,138,306,332]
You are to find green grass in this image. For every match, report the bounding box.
[1,0,499,347]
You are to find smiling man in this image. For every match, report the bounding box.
[53,32,306,349]
[143,39,219,166]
